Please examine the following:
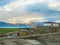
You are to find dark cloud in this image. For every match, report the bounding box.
[25,3,60,19]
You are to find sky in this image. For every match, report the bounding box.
[0,0,60,24]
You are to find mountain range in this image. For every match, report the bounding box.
[0,22,29,28]
[0,21,59,28]
[0,22,45,26]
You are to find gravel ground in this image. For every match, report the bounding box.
[0,34,60,45]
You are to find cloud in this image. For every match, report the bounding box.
[48,1,60,11]
[0,0,40,11]
[25,2,60,20]
[4,15,46,23]
[0,0,60,23]
[0,0,51,11]
[0,0,46,23]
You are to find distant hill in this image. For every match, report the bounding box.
[0,22,28,28]
[31,22,44,26]
[0,22,7,26]
[31,22,60,26]
[0,21,59,28]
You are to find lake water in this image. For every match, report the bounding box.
[0,26,29,28]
